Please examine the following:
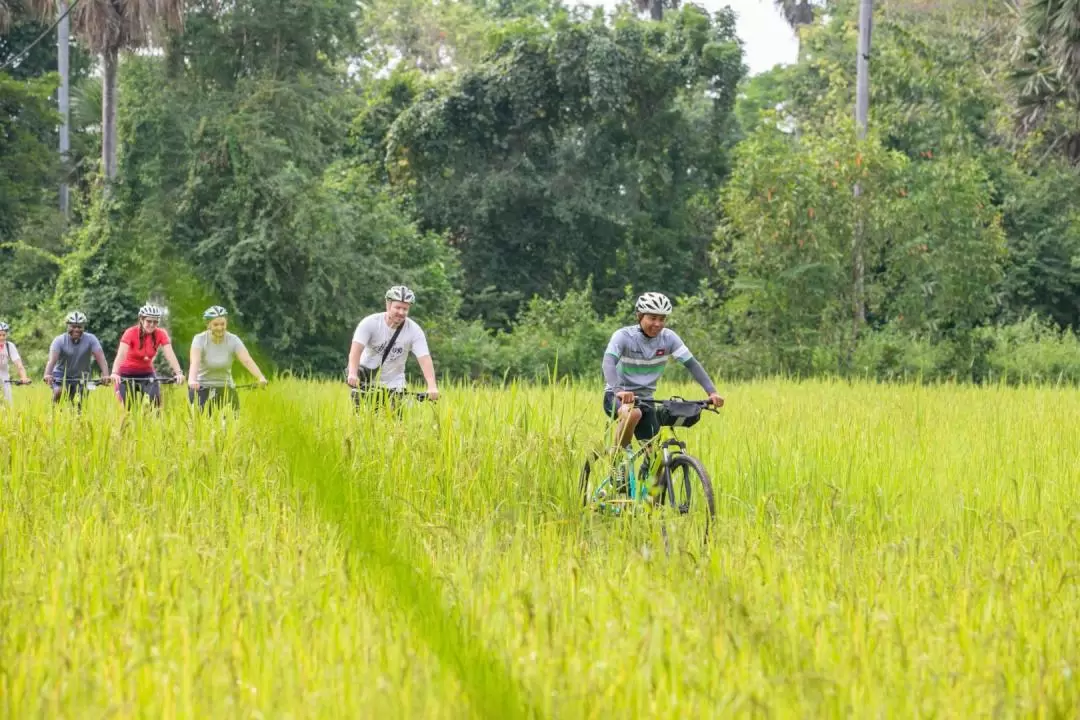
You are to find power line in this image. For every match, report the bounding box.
[0,0,81,72]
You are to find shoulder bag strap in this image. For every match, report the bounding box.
[379,322,405,368]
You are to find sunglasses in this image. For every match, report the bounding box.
[68,325,84,330]
[142,319,160,325]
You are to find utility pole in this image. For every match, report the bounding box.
[58,0,70,220]
[851,0,872,338]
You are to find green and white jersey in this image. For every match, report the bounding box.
[603,326,693,399]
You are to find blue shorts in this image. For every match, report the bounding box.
[602,391,660,442]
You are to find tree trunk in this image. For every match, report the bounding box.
[650,0,662,21]
[101,45,118,182]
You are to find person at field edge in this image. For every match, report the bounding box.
[111,304,185,410]
[345,285,439,410]
[43,311,114,408]
[603,292,724,452]
[187,305,268,415]
[0,321,31,406]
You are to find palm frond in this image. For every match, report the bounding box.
[69,0,185,53]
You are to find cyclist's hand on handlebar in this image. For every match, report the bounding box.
[708,392,724,408]
[189,380,200,391]
[616,390,636,405]
[346,374,359,388]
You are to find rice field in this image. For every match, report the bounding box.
[2,379,1079,718]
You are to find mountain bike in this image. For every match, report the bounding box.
[2,378,31,406]
[116,374,181,411]
[48,374,112,413]
[348,383,435,416]
[578,397,719,546]
[189,382,265,415]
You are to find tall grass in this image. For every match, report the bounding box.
[2,379,1079,717]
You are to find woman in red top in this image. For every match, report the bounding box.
[111,304,185,410]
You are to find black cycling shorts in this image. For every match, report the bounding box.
[189,386,239,415]
[602,391,660,442]
[115,374,162,409]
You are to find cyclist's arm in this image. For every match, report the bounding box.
[11,347,28,382]
[94,348,112,379]
[602,353,621,390]
[111,341,129,377]
[346,341,365,381]
[235,347,267,385]
[161,344,184,379]
[43,340,60,380]
[187,345,201,387]
[682,357,717,396]
[416,354,438,396]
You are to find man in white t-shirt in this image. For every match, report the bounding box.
[345,285,440,408]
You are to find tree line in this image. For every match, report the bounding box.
[3,0,1080,383]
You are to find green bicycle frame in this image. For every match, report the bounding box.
[593,430,682,505]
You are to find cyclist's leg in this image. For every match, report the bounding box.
[188,386,207,413]
[63,381,85,412]
[118,375,152,411]
[603,391,642,450]
[51,380,64,405]
[205,387,236,416]
[145,379,163,409]
[634,403,662,486]
[115,378,130,408]
[225,387,240,414]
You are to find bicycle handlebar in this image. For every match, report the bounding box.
[48,376,113,385]
[347,383,434,402]
[117,375,182,384]
[630,397,721,412]
[2,379,32,385]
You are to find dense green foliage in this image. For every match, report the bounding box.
[3,0,1080,381]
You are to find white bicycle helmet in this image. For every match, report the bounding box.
[66,311,88,325]
[635,292,673,316]
[138,304,164,319]
[385,285,416,304]
[203,305,228,320]
[0,321,9,332]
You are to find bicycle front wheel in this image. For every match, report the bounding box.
[658,453,716,544]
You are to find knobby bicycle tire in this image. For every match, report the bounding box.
[659,453,716,538]
[578,449,601,507]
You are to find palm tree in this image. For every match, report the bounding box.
[774,0,817,58]
[634,0,674,22]
[775,0,815,27]
[1012,0,1080,162]
[26,0,185,181]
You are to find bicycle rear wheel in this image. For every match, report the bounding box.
[579,449,629,514]
[658,453,716,545]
